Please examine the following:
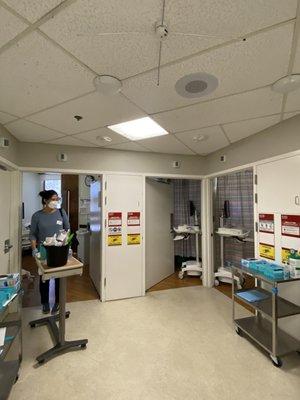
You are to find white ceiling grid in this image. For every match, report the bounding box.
[0,0,299,155]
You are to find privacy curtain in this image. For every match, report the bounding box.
[173,179,201,258]
[214,169,254,266]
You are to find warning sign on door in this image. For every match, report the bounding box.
[282,247,291,264]
[127,233,141,245]
[259,243,275,260]
[259,214,274,234]
[108,212,122,227]
[108,235,122,246]
[127,212,140,226]
[281,215,300,238]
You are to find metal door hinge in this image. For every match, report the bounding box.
[254,175,258,185]
[255,193,258,204]
[255,222,258,233]
[104,181,107,190]
[105,196,107,206]
[105,219,107,228]
[104,278,106,287]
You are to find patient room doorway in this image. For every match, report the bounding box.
[145,177,203,293]
[21,172,99,308]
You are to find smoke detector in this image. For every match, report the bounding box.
[93,75,122,95]
[271,74,300,94]
[175,72,218,98]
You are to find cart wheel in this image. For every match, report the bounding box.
[80,344,87,349]
[235,326,242,336]
[178,271,184,280]
[214,279,219,286]
[270,355,282,368]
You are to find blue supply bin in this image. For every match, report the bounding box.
[0,281,20,296]
[0,291,11,310]
[241,258,260,268]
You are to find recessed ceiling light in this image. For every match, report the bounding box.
[97,135,112,142]
[93,75,122,95]
[108,117,168,141]
[175,72,218,98]
[272,74,300,94]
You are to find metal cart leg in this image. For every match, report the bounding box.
[29,277,88,364]
[270,284,282,367]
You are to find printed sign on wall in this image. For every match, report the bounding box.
[108,235,122,246]
[108,212,122,227]
[259,243,275,260]
[259,213,275,260]
[108,212,122,246]
[127,233,141,245]
[259,214,274,234]
[127,212,140,226]
[281,215,300,238]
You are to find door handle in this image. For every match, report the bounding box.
[295,196,300,206]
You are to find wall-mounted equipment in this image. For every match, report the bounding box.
[0,137,10,148]
[57,153,68,162]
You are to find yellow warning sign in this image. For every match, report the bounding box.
[127,234,141,245]
[281,248,291,264]
[108,235,122,246]
[259,243,275,260]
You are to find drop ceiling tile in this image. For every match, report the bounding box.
[175,126,229,155]
[6,119,63,142]
[27,92,145,134]
[0,31,95,116]
[285,89,300,112]
[105,142,151,152]
[152,87,283,133]
[3,0,63,23]
[123,23,293,113]
[283,111,300,120]
[223,114,281,143]
[74,127,129,147]
[46,135,94,147]
[138,135,194,155]
[0,5,28,48]
[40,0,163,78]
[0,110,18,124]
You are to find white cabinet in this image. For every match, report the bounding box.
[256,155,300,214]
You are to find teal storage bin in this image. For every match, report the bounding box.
[0,291,11,310]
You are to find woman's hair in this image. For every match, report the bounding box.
[39,190,58,205]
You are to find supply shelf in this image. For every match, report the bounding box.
[231,265,300,368]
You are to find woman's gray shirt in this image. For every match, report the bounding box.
[29,209,70,244]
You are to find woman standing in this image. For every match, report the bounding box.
[30,190,70,314]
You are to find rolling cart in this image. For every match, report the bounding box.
[231,264,300,367]
[29,257,88,364]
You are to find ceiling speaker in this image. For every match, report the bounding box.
[175,72,218,98]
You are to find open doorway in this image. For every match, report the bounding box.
[212,169,255,299]
[145,177,202,292]
[21,172,99,308]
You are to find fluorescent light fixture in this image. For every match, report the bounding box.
[108,117,168,141]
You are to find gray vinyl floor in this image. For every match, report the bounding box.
[10,286,300,400]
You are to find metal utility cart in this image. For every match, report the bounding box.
[231,264,300,367]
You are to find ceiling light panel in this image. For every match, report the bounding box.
[123,23,293,114]
[2,0,63,23]
[153,87,282,133]
[27,92,144,134]
[222,114,281,143]
[108,117,168,141]
[0,32,95,116]
[138,134,194,154]
[0,5,28,48]
[74,126,130,147]
[175,126,229,155]
[5,119,63,142]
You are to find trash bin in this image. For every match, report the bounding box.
[45,245,69,267]
[76,229,90,265]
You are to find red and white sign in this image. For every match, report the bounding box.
[281,215,300,238]
[108,212,122,227]
[127,212,140,226]
[259,213,274,234]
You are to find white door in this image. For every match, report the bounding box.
[256,155,300,214]
[104,174,143,300]
[89,177,102,297]
[0,169,12,275]
[145,178,174,289]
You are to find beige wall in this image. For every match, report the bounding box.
[17,142,206,176]
[0,124,19,166]
[205,114,300,175]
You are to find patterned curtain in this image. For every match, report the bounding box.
[214,169,254,266]
[173,180,201,258]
